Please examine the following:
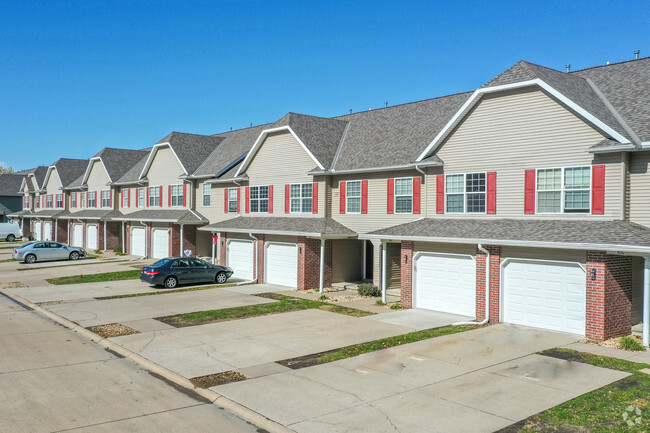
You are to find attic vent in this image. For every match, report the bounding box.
[634,50,640,59]
[565,64,570,72]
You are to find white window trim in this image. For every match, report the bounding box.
[138,187,145,208]
[394,177,414,215]
[444,172,487,214]
[228,188,238,213]
[535,165,592,215]
[149,186,160,207]
[71,194,76,208]
[249,185,269,214]
[56,194,63,208]
[344,180,362,215]
[202,183,211,207]
[170,184,184,207]
[289,183,314,214]
[101,190,111,208]
[122,189,129,208]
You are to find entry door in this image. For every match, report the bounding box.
[86,224,98,250]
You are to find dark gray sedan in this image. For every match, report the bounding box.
[140,257,233,288]
[12,241,86,264]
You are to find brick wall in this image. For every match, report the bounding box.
[125,223,131,254]
[21,218,31,238]
[324,239,333,289]
[56,219,67,243]
[219,232,227,266]
[400,241,414,308]
[476,245,501,323]
[586,251,632,340]
[297,237,325,290]
[256,234,265,282]
[106,222,120,250]
[170,223,179,256]
[183,225,197,256]
[98,221,105,250]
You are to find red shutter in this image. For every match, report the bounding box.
[183,184,187,207]
[168,185,172,207]
[591,165,605,214]
[268,185,274,214]
[312,183,318,214]
[486,172,497,214]
[436,175,445,214]
[285,184,290,213]
[236,188,240,213]
[224,188,229,213]
[159,186,163,207]
[524,169,536,214]
[128,189,131,208]
[339,181,346,214]
[245,187,250,213]
[387,179,394,214]
[361,180,368,214]
[95,191,98,208]
[146,187,150,207]
[120,190,123,208]
[413,177,421,214]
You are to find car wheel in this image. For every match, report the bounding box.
[24,254,36,264]
[163,276,178,289]
[6,234,15,242]
[69,251,80,261]
[215,271,227,284]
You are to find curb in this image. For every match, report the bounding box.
[0,288,295,433]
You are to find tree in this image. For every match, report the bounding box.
[0,166,14,174]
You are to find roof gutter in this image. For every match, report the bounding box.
[196,226,352,238]
[206,177,247,185]
[308,161,442,176]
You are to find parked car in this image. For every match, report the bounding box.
[12,241,86,263]
[140,257,233,288]
[0,222,22,242]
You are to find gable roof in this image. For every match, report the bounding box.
[140,132,224,178]
[18,166,49,191]
[44,158,88,190]
[115,152,150,185]
[0,173,26,197]
[86,148,150,184]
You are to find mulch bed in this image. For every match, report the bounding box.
[86,323,140,338]
[190,371,248,388]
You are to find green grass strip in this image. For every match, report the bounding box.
[95,283,242,300]
[46,269,142,285]
[18,259,130,271]
[317,325,477,364]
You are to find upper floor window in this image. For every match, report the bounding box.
[344,181,361,214]
[71,193,77,208]
[46,195,53,208]
[80,192,85,208]
[228,188,238,213]
[290,183,313,213]
[88,191,96,208]
[395,178,413,213]
[56,194,63,208]
[250,186,269,213]
[202,183,211,206]
[171,184,184,206]
[149,186,160,207]
[122,189,129,208]
[36,197,40,208]
[446,172,486,213]
[24,196,29,208]
[102,190,111,207]
[537,166,590,214]
[138,187,145,207]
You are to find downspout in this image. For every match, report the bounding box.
[139,220,147,259]
[180,224,184,256]
[319,239,325,293]
[121,222,125,254]
[454,244,490,326]
[644,257,650,347]
[381,242,387,304]
[103,220,107,251]
[211,232,216,264]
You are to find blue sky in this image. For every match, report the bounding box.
[0,1,647,171]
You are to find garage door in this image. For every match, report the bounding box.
[131,227,146,257]
[33,222,41,241]
[43,222,52,241]
[72,224,83,247]
[503,259,586,335]
[414,253,476,316]
[86,224,98,251]
[152,229,169,259]
[227,240,254,280]
[265,243,298,288]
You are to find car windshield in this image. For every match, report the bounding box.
[152,258,172,267]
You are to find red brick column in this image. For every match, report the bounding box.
[256,235,265,282]
[170,223,180,256]
[106,222,120,250]
[323,240,333,288]
[219,232,227,266]
[586,251,632,340]
[183,225,197,256]
[401,241,414,308]
[476,245,501,322]
[125,222,131,254]
[22,218,31,238]
[56,219,68,244]
[98,221,105,250]
[297,237,322,290]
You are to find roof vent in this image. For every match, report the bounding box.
[385,101,388,108]
[565,64,570,72]
[634,50,640,59]
[349,108,352,114]
[249,123,253,128]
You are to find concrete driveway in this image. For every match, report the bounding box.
[215,324,629,432]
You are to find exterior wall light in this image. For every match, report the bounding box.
[591,268,597,280]
[404,254,408,264]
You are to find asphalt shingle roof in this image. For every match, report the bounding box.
[156,132,225,175]
[56,209,123,221]
[51,158,89,188]
[92,148,150,182]
[200,216,356,237]
[112,209,207,223]
[0,174,27,196]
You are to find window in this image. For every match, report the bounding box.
[149,186,160,207]
[290,183,313,213]
[138,187,145,207]
[537,166,590,213]
[342,181,361,213]
[250,186,269,213]
[88,191,96,208]
[171,184,184,206]
[228,188,238,213]
[102,190,111,207]
[202,183,211,206]
[36,197,40,208]
[445,172,486,213]
[395,178,413,213]
[71,194,76,208]
[122,189,129,207]
[24,196,29,209]
[81,192,85,208]
[46,195,53,208]
[56,194,63,208]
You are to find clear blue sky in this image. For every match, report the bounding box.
[1,1,647,171]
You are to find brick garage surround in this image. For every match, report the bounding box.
[21,218,31,238]
[56,219,67,244]
[476,245,501,323]
[297,237,332,290]
[169,224,197,257]
[401,241,414,308]
[125,222,131,255]
[219,233,227,266]
[105,222,120,250]
[256,235,265,283]
[586,251,633,340]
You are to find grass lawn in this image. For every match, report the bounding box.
[158,293,373,327]
[46,269,142,285]
[502,348,650,433]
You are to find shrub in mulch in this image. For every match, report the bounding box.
[190,371,248,388]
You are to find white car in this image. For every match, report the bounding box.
[12,241,86,264]
[0,222,22,242]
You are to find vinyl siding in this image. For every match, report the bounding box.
[386,243,401,291]
[118,186,147,215]
[194,181,237,223]
[86,161,113,209]
[146,147,187,209]
[332,239,363,282]
[44,169,63,195]
[332,170,425,234]
[429,88,621,219]
[413,242,476,257]
[500,246,586,265]
[628,151,650,227]
[631,256,644,325]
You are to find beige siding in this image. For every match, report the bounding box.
[386,243,401,291]
[413,242,476,257]
[628,151,650,227]
[500,246,586,265]
[196,182,245,223]
[332,170,426,234]
[85,161,115,210]
[631,256,644,325]
[244,132,324,217]
[145,146,188,210]
[44,169,63,195]
[428,88,621,219]
[332,239,363,282]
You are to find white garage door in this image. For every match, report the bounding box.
[72,224,83,247]
[86,224,98,250]
[503,259,586,335]
[414,253,476,316]
[265,243,298,288]
[43,222,52,241]
[131,227,146,257]
[152,229,169,259]
[33,222,41,241]
[227,240,254,280]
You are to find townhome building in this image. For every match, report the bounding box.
[0,173,29,223]
[10,166,48,238]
